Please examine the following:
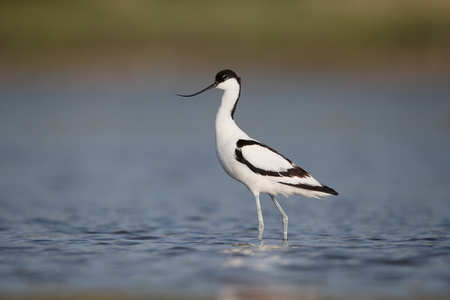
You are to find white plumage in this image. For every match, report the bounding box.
[178,69,338,240]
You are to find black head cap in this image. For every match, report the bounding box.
[215,69,240,84]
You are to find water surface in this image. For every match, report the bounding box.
[1,73,449,298]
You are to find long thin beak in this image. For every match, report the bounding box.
[176,82,217,97]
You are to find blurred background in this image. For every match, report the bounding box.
[1,0,449,80]
[1,0,449,147]
[1,1,450,299]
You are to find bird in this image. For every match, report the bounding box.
[177,69,338,240]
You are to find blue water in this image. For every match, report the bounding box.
[1,72,450,298]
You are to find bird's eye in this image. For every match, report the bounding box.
[222,75,228,80]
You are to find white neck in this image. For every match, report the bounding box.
[215,79,249,143]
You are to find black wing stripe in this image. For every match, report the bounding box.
[234,139,309,178]
[280,182,339,195]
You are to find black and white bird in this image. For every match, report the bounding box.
[177,69,338,240]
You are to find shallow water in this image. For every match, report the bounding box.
[0,73,449,298]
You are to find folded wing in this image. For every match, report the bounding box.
[235,139,338,195]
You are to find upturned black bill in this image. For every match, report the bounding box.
[176,82,217,97]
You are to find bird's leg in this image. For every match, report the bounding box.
[270,195,288,241]
[254,193,264,240]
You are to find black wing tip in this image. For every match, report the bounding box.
[310,185,339,196]
[280,182,339,196]
[315,184,338,196]
[323,185,339,196]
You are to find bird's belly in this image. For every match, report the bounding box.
[216,140,250,183]
[216,144,239,179]
[215,134,294,196]
[216,143,270,194]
